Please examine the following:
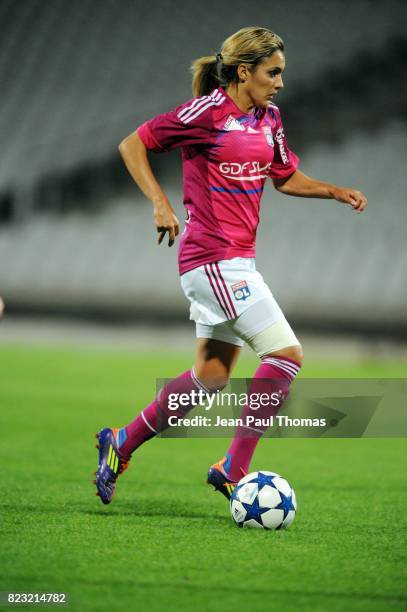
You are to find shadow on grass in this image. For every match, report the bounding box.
[1,499,231,524]
[83,502,230,523]
[85,511,230,523]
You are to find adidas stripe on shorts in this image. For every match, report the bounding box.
[180,257,300,350]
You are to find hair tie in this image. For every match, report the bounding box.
[215,53,225,85]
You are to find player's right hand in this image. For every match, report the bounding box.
[153,202,180,247]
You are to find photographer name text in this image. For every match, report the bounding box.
[167,415,327,428]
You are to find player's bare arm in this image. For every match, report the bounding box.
[273,169,367,212]
[118,131,179,246]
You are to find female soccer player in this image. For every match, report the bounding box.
[94,27,367,504]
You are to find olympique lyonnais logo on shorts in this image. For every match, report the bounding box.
[231,280,251,301]
[262,126,274,147]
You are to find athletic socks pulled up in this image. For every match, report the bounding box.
[117,368,209,459]
[116,356,300,473]
[224,356,301,481]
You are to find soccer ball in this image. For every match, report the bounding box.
[230,471,297,530]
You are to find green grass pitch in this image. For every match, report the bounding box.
[1,345,406,611]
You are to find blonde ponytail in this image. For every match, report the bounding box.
[191,55,219,97]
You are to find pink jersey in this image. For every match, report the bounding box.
[137,87,299,275]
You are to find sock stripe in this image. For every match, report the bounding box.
[263,357,300,372]
[274,358,301,372]
[241,424,266,433]
[263,358,300,379]
[191,367,211,394]
[268,363,297,379]
[140,410,158,434]
[265,361,298,377]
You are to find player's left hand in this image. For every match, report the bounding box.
[332,187,367,213]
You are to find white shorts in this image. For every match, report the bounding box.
[180,258,300,352]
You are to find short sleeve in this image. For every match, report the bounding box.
[137,92,220,153]
[267,105,299,179]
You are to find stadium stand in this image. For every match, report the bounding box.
[0,0,406,332]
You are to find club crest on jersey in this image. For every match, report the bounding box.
[231,280,251,301]
[223,115,245,132]
[262,126,274,147]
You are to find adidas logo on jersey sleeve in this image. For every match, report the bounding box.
[223,115,245,131]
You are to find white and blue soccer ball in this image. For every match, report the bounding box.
[230,471,297,530]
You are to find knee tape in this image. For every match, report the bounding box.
[247,318,301,357]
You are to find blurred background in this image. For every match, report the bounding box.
[2,4,407,605]
[0,0,406,357]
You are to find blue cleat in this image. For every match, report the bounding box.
[207,456,244,501]
[94,428,129,504]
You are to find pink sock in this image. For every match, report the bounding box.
[118,368,208,459]
[224,356,301,481]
